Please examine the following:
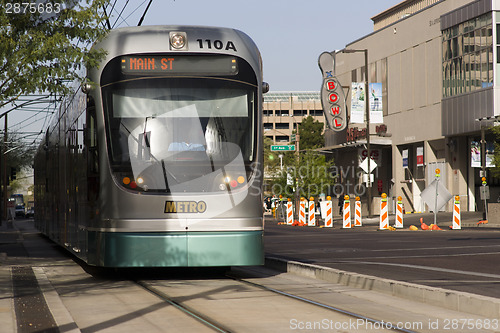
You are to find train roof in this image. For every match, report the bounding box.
[89,25,262,82]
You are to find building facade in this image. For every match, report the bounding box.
[324,0,500,213]
[263,92,323,143]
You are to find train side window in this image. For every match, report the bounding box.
[86,96,98,174]
[86,96,99,202]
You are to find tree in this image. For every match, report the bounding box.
[0,0,109,108]
[298,115,324,150]
[263,136,280,173]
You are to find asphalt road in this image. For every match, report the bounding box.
[264,212,500,299]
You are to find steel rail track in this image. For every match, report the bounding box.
[226,273,419,333]
[136,280,232,333]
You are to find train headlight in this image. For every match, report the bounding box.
[219,183,226,191]
[170,32,187,50]
[137,177,144,185]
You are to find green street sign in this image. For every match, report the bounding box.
[271,145,296,151]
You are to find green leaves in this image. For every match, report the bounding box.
[0,0,109,107]
[298,115,324,150]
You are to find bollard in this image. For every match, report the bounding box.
[308,197,316,227]
[299,198,306,226]
[286,199,293,225]
[453,195,461,230]
[343,195,351,228]
[354,196,362,227]
[324,196,333,228]
[395,196,403,228]
[379,193,389,230]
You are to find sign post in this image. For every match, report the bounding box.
[420,168,453,226]
[481,177,489,222]
[434,168,440,226]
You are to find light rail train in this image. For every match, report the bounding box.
[34,25,267,267]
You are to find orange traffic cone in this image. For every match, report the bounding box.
[420,218,429,230]
[430,224,442,231]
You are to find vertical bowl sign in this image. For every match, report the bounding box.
[318,52,346,131]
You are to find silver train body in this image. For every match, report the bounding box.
[34,26,265,267]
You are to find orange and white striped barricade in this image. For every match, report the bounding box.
[299,199,306,226]
[452,195,461,230]
[323,196,333,228]
[379,193,389,230]
[286,200,293,225]
[308,197,316,226]
[395,196,403,228]
[354,196,362,227]
[343,195,351,228]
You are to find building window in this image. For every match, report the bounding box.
[310,110,323,116]
[275,123,290,130]
[264,123,273,130]
[442,13,493,98]
[263,109,273,116]
[276,109,289,116]
[276,135,289,142]
[293,110,307,116]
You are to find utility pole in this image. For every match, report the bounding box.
[2,114,7,221]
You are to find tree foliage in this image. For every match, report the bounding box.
[264,115,334,198]
[298,115,324,150]
[0,0,109,108]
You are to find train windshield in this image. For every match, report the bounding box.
[101,68,258,193]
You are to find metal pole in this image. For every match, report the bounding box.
[364,49,372,218]
[3,115,7,221]
[434,174,439,226]
[480,124,487,220]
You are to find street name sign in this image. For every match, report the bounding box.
[271,145,296,151]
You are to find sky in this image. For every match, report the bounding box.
[7,0,403,141]
[125,0,403,92]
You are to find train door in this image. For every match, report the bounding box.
[85,96,99,256]
[76,111,87,258]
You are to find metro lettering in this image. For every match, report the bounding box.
[165,201,177,213]
[164,201,207,213]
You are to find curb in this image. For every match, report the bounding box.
[265,256,500,318]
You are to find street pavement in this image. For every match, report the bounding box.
[1,211,499,330]
[264,211,500,299]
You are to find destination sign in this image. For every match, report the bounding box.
[121,55,238,76]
